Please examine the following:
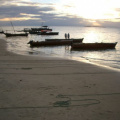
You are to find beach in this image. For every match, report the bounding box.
[0,38,120,120]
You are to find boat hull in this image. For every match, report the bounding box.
[28,38,83,47]
[29,26,52,34]
[5,33,28,37]
[71,42,117,50]
[0,31,4,34]
[37,32,59,35]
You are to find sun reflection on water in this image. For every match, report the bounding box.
[82,29,103,43]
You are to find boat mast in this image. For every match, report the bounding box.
[10,21,15,33]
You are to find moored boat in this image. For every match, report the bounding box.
[29,26,52,34]
[31,26,52,31]
[0,31,4,34]
[37,31,59,35]
[28,38,84,47]
[71,42,117,50]
[4,33,28,37]
[45,38,83,42]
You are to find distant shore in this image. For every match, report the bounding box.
[0,38,120,120]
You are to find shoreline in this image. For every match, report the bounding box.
[0,38,120,120]
[5,36,120,72]
[71,56,120,72]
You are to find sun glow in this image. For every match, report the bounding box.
[55,0,120,20]
[0,17,40,21]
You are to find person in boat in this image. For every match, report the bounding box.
[68,33,70,39]
[65,33,67,39]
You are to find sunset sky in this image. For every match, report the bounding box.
[0,0,120,27]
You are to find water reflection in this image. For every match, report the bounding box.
[84,31,100,43]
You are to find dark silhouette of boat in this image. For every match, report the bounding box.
[29,26,52,34]
[37,31,59,35]
[28,38,84,47]
[4,21,28,37]
[0,31,4,34]
[71,42,117,50]
[4,33,28,37]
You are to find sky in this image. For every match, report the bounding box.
[0,0,120,27]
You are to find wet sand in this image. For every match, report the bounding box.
[0,38,120,120]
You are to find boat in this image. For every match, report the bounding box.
[4,21,28,37]
[4,33,28,37]
[45,38,83,42]
[29,26,52,34]
[22,28,31,32]
[37,31,59,35]
[71,42,117,50]
[27,38,84,47]
[0,30,4,34]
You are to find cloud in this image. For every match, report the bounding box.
[0,0,120,27]
[0,0,83,26]
[0,1,55,21]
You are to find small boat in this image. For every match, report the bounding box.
[45,38,83,42]
[29,26,52,34]
[23,28,31,32]
[4,33,28,37]
[71,42,117,50]
[4,21,28,37]
[37,31,59,35]
[28,38,84,47]
[29,31,41,34]
[0,31,4,34]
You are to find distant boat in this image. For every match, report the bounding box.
[27,38,84,47]
[4,33,28,37]
[4,21,28,37]
[71,42,117,50]
[0,30,4,34]
[37,31,59,35]
[29,26,52,34]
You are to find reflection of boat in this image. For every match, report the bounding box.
[28,38,84,47]
[29,26,52,34]
[4,33,28,37]
[37,31,59,35]
[71,42,117,50]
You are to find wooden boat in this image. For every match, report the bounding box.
[0,31,4,34]
[37,31,59,35]
[45,38,83,42]
[71,42,117,50]
[28,38,84,47]
[4,21,28,37]
[4,33,28,37]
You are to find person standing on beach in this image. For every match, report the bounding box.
[68,33,70,39]
[65,33,67,39]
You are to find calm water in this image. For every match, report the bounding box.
[1,26,120,71]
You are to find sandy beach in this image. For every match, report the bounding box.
[0,38,120,120]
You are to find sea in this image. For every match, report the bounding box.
[1,26,120,71]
